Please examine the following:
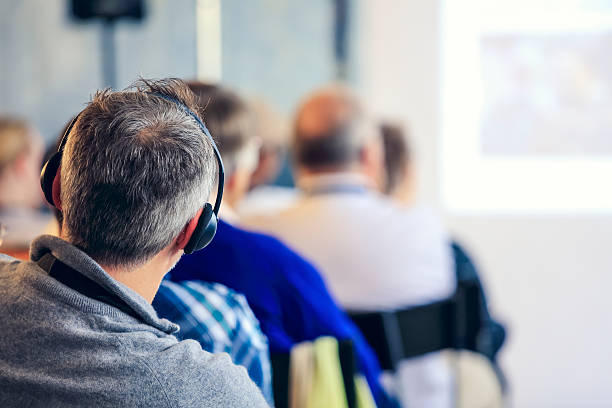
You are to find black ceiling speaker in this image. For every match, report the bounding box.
[71,0,145,21]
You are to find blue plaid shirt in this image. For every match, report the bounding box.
[153,280,273,406]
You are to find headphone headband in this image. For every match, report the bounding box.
[56,114,80,154]
[41,90,225,254]
[151,92,225,216]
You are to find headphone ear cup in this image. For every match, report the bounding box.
[40,152,62,207]
[183,203,218,254]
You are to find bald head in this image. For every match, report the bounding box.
[293,85,379,171]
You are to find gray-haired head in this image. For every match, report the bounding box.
[292,85,379,171]
[60,78,217,268]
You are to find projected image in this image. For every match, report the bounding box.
[480,32,612,156]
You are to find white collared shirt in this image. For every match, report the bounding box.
[242,173,455,310]
[241,172,456,407]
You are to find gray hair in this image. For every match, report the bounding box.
[60,78,217,268]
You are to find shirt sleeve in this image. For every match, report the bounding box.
[223,288,274,407]
[153,280,274,406]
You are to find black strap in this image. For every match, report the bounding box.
[338,339,356,408]
[349,281,483,371]
[36,253,140,320]
[270,352,290,408]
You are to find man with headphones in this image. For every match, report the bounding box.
[0,78,268,407]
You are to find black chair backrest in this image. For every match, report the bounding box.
[270,339,357,408]
[349,280,482,371]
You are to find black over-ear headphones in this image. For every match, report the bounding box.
[40,92,225,254]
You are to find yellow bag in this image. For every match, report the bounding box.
[307,337,348,408]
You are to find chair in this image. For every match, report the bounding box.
[348,279,482,371]
[348,242,507,407]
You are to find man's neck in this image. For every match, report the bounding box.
[102,262,166,304]
[58,230,178,305]
[64,233,174,304]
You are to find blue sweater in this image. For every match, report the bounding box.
[170,220,389,406]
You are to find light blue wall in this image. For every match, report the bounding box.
[0,0,351,141]
[220,0,339,114]
[0,0,198,142]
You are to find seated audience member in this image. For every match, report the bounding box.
[167,83,394,407]
[0,78,267,407]
[244,98,288,190]
[380,121,507,398]
[155,280,273,405]
[0,117,52,251]
[242,86,456,407]
[379,122,415,204]
[237,98,298,217]
[49,182,273,404]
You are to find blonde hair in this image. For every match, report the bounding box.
[0,117,33,173]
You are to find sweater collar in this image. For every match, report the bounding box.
[29,235,178,334]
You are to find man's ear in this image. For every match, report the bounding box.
[175,208,204,250]
[359,139,385,189]
[52,166,62,211]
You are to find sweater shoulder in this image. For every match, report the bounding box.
[142,339,268,407]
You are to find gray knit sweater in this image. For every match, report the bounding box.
[0,235,268,407]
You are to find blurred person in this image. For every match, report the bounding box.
[242,85,456,407]
[0,78,267,407]
[167,82,396,407]
[0,116,52,250]
[380,121,508,406]
[380,121,506,361]
[380,122,415,204]
[237,98,299,217]
[246,98,288,189]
